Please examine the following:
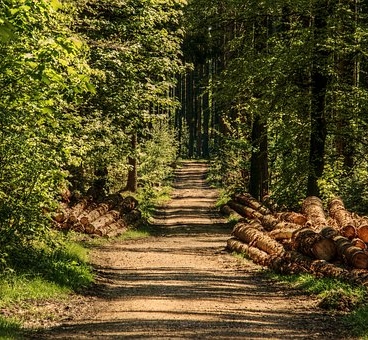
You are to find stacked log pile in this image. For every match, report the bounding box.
[52,194,141,238]
[224,193,368,286]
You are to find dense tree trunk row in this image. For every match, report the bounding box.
[179,0,368,213]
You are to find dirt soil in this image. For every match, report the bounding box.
[28,161,354,339]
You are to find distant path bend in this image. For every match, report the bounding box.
[35,160,351,339]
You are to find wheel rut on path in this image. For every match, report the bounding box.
[34,161,351,339]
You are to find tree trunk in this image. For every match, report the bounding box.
[125,133,138,192]
[307,1,329,196]
[249,115,269,201]
[202,61,210,158]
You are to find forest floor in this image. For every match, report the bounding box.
[27,161,355,339]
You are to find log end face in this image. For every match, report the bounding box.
[312,239,337,262]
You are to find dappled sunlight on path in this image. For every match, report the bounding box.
[32,161,350,339]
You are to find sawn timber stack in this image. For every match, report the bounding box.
[224,194,368,286]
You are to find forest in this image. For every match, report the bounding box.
[178,0,368,213]
[1,0,368,335]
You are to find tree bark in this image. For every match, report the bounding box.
[307,1,329,196]
[301,196,328,231]
[125,133,138,192]
[292,227,336,261]
[249,115,269,201]
[232,222,285,256]
[334,235,368,269]
[328,197,357,239]
[234,193,271,215]
[227,238,270,266]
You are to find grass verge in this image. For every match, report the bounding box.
[232,252,368,338]
[266,270,368,338]
[0,316,22,340]
[0,236,94,339]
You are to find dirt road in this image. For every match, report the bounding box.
[34,161,350,339]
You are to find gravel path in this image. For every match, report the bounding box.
[32,161,351,339]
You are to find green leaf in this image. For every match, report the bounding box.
[0,23,15,42]
[50,0,63,11]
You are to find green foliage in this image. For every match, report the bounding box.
[0,0,93,257]
[137,118,178,219]
[0,234,93,339]
[0,0,186,275]
[72,0,185,195]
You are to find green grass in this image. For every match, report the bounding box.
[0,236,95,339]
[265,271,368,338]
[0,274,70,308]
[267,272,366,310]
[0,316,22,340]
[118,227,152,240]
[232,251,368,339]
[344,304,368,339]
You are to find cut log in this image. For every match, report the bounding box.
[268,250,312,275]
[232,223,284,255]
[99,218,128,237]
[120,196,139,213]
[292,227,336,261]
[227,200,263,220]
[105,193,125,209]
[229,232,368,286]
[275,212,308,226]
[357,225,368,243]
[355,217,368,243]
[334,235,368,269]
[227,238,270,266]
[320,226,340,239]
[310,260,350,280]
[106,227,128,238]
[301,196,328,231]
[351,238,367,250]
[328,197,356,239]
[234,193,272,215]
[90,210,120,230]
[269,228,296,240]
[258,214,279,231]
[52,203,69,223]
[71,222,85,233]
[124,209,142,224]
[260,215,301,233]
[79,203,110,226]
[68,198,90,224]
[220,204,243,220]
